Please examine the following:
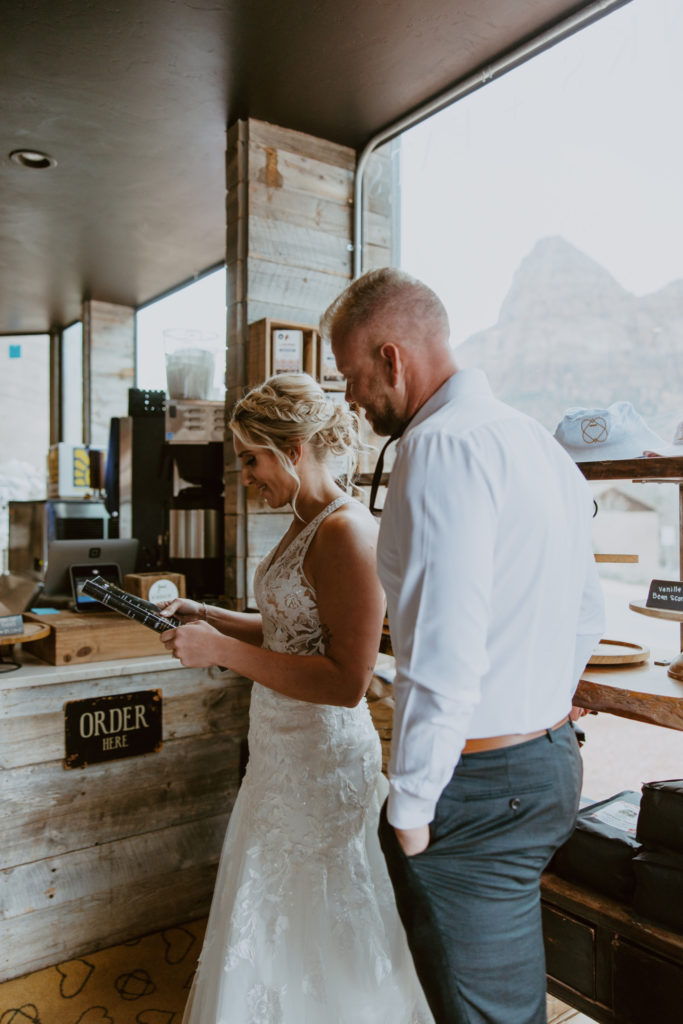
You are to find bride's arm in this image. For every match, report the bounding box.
[158,597,263,646]
[159,505,384,707]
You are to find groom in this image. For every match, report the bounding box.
[322,268,604,1024]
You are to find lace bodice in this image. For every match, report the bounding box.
[254,494,350,657]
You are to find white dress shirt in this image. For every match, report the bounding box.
[377,369,605,830]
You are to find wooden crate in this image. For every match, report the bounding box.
[123,571,187,602]
[247,317,318,387]
[23,610,165,665]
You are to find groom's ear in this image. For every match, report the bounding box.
[378,342,401,387]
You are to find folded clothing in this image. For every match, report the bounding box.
[550,791,641,903]
[636,779,683,854]
[633,848,683,935]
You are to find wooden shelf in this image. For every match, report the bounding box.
[594,554,639,563]
[578,456,683,482]
[629,599,683,623]
[360,457,683,490]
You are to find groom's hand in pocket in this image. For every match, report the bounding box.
[394,824,430,857]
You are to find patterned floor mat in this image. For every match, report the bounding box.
[0,918,206,1024]
[2,919,588,1024]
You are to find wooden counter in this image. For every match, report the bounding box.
[575,656,683,731]
[382,629,683,732]
[0,651,252,982]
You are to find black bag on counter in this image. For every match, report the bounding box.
[550,791,641,903]
[633,848,683,935]
[636,779,683,855]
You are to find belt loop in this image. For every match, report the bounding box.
[546,727,555,743]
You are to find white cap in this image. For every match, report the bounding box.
[553,402,680,462]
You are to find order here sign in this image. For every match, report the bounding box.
[64,689,162,769]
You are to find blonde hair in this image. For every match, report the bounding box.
[230,373,363,516]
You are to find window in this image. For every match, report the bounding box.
[368,0,683,794]
[381,0,683,633]
[136,266,227,399]
[62,322,83,445]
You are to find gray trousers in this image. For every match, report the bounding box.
[379,721,582,1024]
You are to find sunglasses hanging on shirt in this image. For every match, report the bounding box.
[369,431,401,517]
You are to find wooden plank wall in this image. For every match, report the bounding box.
[224,118,396,608]
[0,665,251,980]
[82,298,135,449]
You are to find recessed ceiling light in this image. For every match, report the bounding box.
[9,149,57,169]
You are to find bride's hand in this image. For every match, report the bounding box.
[160,620,223,668]
[157,597,205,624]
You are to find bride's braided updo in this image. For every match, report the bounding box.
[230,374,362,510]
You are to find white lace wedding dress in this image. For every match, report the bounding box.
[182,495,433,1024]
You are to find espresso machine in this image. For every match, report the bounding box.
[165,399,225,600]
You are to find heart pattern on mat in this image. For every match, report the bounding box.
[161,928,195,965]
[74,1009,113,1024]
[136,1012,175,1024]
[0,1005,41,1023]
[56,959,95,998]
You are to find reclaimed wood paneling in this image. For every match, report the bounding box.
[224,118,396,607]
[247,511,290,556]
[3,731,244,870]
[363,241,394,272]
[248,120,355,173]
[248,140,353,206]
[0,661,251,981]
[83,299,135,450]
[248,187,352,239]
[248,216,352,277]
[247,260,349,320]
[0,665,251,769]
[1,816,228,980]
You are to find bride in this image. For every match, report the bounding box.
[159,373,433,1024]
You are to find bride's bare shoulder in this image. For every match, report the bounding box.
[315,498,378,553]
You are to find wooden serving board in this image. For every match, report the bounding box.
[629,599,683,623]
[23,610,166,665]
[588,639,650,666]
[0,620,51,647]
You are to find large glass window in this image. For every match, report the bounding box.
[136,266,227,399]
[61,321,84,445]
[389,0,682,590]
[371,0,683,793]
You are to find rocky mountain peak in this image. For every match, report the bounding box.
[499,235,629,323]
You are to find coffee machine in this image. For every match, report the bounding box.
[165,399,225,600]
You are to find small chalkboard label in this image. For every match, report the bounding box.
[646,579,683,612]
[64,689,162,769]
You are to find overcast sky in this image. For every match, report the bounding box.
[399,0,683,345]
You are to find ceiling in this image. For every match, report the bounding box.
[1,0,604,335]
